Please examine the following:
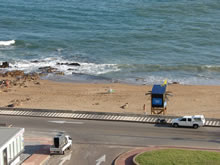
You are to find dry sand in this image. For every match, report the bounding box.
[0,77,220,118]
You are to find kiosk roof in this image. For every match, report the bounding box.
[152,85,166,94]
[0,127,24,148]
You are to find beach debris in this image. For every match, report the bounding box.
[120,103,128,109]
[0,80,12,88]
[0,62,9,68]
[3,89,10,92]
[108,88,114,93]
[35,81,41,85]
[7,100,22,107]
[7,98,31,108]
[143,104,147,115]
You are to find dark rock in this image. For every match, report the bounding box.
[68,63,80,66]
[31,60,39,63]
[57,62,80,66]
[0,62,9,68]
[7,104,15,107]
[172,82,179,84]
[39,66,57,73]
[55,71,65,75]
[56,62,65,65]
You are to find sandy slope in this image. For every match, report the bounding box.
[0,78,220,118]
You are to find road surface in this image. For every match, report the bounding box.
[1,115,220,165]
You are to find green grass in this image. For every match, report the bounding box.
[135,149,220,165]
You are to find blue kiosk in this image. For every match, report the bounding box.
[151,84,167,115]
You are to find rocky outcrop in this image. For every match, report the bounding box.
[3,70,25,77]
[0,70,41,91]
[0,62,9,68]
[23,73,40,81]
[38,66,64,75]
[39,66,58,73]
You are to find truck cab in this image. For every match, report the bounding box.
[172,115,205,129]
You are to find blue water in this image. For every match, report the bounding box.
[1,0,220,85]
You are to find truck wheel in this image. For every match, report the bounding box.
[193,124,199,129]
[62,151,65,155]
[173,123,178,128]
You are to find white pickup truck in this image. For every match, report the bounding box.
[172,115,205,129]
[50,134,72,155]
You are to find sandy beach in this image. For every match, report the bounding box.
[0,73,220,118]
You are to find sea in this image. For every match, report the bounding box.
[0,0,220,85]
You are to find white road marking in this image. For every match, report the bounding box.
[96,154,106,165]
[59,151,72,165]
[48,121,84,124]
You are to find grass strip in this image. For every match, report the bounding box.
[135,149,220,165]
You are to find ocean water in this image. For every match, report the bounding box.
[0,0,220,85]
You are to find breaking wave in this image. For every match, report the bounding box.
[1,57,120,75]
[118,64,220,72]
[0,40,16,46]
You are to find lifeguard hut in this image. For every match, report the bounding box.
[151,84,167,115]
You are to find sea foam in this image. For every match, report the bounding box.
[0,40,15,46]
[3,57,120,76]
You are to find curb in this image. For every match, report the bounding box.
[0,107,220,127]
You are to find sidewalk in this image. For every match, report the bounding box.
[22,137,52,165]
[114,146,220,165]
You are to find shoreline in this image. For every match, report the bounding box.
[0,71,220,118]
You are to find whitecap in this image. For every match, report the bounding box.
[2,57,120,76]
[0,40,16,46]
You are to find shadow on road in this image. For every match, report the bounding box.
[154,123,172,127]
[23,144,50,155]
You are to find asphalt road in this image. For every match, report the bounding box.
[1,115,220,165]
